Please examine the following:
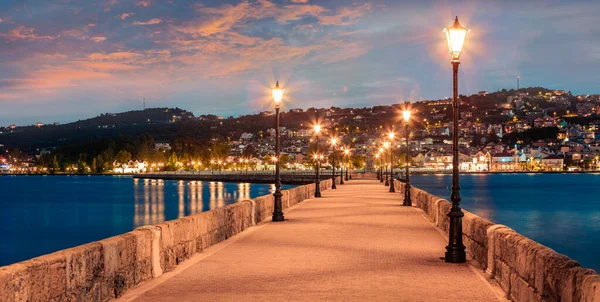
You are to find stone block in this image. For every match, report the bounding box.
[0,267,12,302]
[129,229,153,284]
[570,268,597,302]
[437,200,451,232]
[582,275,600,302]
[495,228,519,266]
[512,236,542,285]
[510,271,539,302]
[64,242,104,299]
[101,233,136,277]
[485,224,510,278]
[535,246,579,301]
[496,258,512,293]
[65,242,104,289]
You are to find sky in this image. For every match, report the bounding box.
[0,0,599,125]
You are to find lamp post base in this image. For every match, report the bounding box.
[445,210,466,263]
[272,191,285,222]
[272,212,285,222]
[315,181,322,197]
[403,184,412,206]
[445,247,466,263]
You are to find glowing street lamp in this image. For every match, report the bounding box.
[344,149,350,181]
[383,142,390,186]
[402,107,412,206]
[379,147,384,183]
[331,137,338,189]
[313,153,324,197]
[375,152,381,180]
[313,125,323,197]
[388,132,396,193]
[272,81,285,222]
[444,16,469,263]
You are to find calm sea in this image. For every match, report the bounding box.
[0,175,293,266]
[411,173,600,273]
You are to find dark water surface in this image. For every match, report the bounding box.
[0,175,293,266]
[411,173,600,272]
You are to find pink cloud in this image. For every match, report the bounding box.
[88,51,144,61]
[90,36,107,42]
[135,0,150,7]
[0,26,56,41]
[119,13,134,20]
[133,18,162,25]
[290,0,308,3]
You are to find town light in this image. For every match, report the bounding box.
[272,81,284,108]
[388,132,395,140]
[444,16,469,61]
[403,109,411,123]
[443,16,469,264]
[314,124,321,134]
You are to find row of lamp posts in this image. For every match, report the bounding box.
[271,16,468,264]
[270,84,355,222]
[375,16,468,263]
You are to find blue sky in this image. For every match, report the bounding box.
[0,0,599,125]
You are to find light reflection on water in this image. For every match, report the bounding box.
[132,180,269,227]
[411,173,600,272]
[0,176,293,266]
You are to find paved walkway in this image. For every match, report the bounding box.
[119,179,504,302]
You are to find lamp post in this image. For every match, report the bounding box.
[375,153,381,180]
[402,108,412,206]
[314,125,322,197]
[379,147,384,183]
[272,81,285,222]
[388,132,395,193]
[383,142,390,186]
[339,147,345,185]
[344,149,350,181]
[444,16,469,263]
[331,138,338,189]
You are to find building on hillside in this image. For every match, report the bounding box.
[541,155,563,171]
[113,160,147,173]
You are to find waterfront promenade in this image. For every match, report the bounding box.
[118,178,504,301]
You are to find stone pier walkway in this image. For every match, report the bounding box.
[118,178,504,302]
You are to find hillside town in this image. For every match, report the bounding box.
[2,87,600,174]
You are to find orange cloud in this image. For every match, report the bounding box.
[88,52,144,61]
[71,61,140,71]
[119,13,134,20]
[136,0,150,7]
[290,0,308,3]
[133,18,162,25]
[90,36,107,42]
[0,26,56,41]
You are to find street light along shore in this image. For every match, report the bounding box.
[331,137,338,189]
[388,132,395,193]
[444,16,469,263]
[402,106,412,206]
[271,81,285,222]
[314,125,322,198]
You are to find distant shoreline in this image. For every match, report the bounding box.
[2,171,600,176]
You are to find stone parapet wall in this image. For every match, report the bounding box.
[394,179,600,302]
[0,179,332,301]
